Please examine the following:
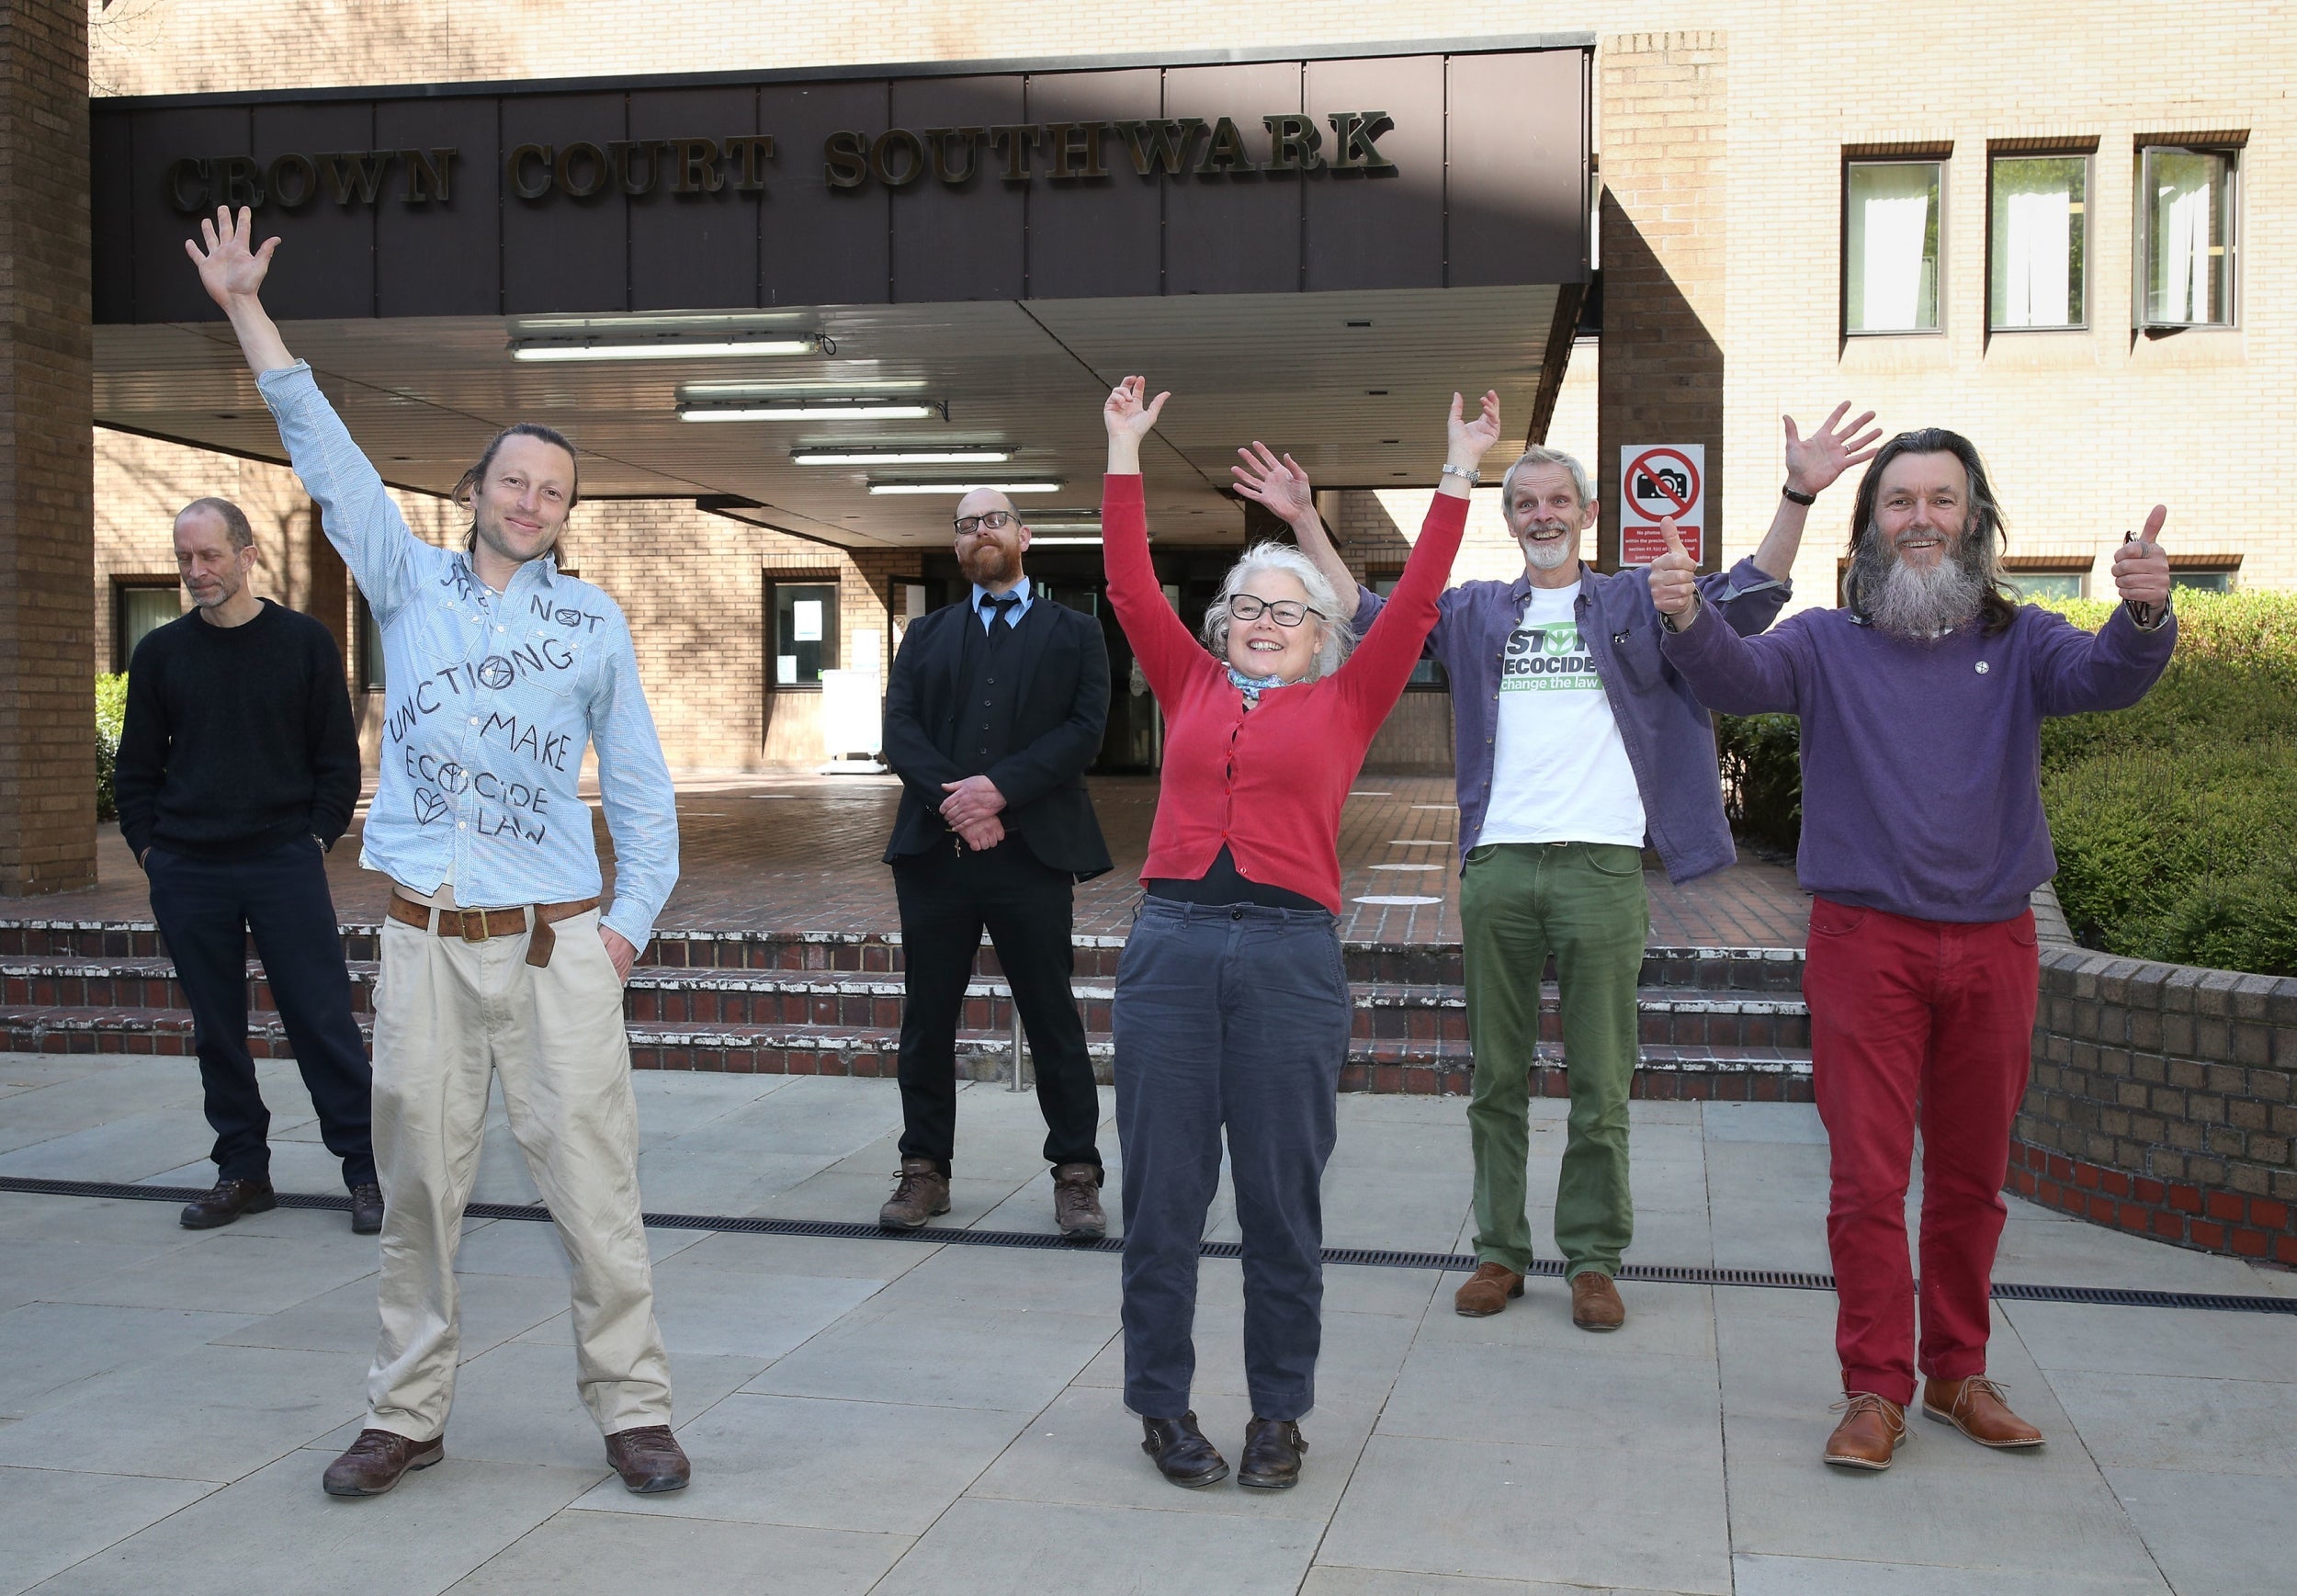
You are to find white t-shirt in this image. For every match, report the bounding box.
[1477,582,1648,849]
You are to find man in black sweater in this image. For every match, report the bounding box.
[115,496,380,1233]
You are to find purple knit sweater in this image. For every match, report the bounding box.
[1660,600,2176,923]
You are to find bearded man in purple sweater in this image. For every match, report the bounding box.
[1649,429,2175,1472]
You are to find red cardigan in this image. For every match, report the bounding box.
[1102,473,1467,913]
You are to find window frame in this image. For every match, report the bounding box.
[764,575,842,693]
[2135,142,2241,330]
[111,578,182,673]
[1366,572,1448,692]
[1841,153,1949,338]
[1986,145,2094,334]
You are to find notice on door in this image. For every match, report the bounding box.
[1619,444,1704,567]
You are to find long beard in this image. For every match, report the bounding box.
[959,541,1013,586]
[1853,530,1986,640]
[1517,525,1576,572]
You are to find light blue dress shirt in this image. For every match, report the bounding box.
[971,576,1034,631]
[256,362,680,950]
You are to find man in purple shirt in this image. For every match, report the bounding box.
[1242,405,1877,1332]
[1651,428,2175,1471]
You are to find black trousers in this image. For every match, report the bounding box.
[890,837,1103,1175]
[144,838,376,1190]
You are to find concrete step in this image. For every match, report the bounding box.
[0,1000,1812,1100]
[0,954,1809,1052]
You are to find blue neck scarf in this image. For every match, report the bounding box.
[1227,665,1300,701]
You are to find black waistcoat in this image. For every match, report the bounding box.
[954,604,1024,777]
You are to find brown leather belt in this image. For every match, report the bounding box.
[386,894,601,968]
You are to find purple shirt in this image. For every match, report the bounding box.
[1660,600,2176,923]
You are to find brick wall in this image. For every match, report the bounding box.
[0,0,94,894]
[2013,945,2297,1268]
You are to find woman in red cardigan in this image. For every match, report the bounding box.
[1102,374,1500,1490]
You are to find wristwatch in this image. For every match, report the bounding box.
[1441,464,1481,486]
[1781,482,1817,506]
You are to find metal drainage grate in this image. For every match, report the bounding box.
[5,1175,2291,1317]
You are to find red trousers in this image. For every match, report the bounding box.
[1803,897,2039,1405]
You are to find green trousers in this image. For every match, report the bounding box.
[1461,841,1649,1280]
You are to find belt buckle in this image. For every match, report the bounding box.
[459,911,488,945]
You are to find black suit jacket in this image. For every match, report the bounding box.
[881,594,1114,879]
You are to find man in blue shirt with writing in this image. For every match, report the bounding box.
[190,209,687,1500]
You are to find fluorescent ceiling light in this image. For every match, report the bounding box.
[793,447,1010,465]
[1028,537,1103,546]
[681,379,925,398]
[867,481,1062,496]
[683,401,942,422]
[513,335,821,362]
[1025,522,1103,533]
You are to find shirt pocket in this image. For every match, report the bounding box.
[1602,620,1667,691]
[514,623,589,699]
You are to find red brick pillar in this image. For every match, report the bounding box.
[1597,32,1726,573]
[0,0,95,894]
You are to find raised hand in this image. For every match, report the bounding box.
[1231,442,1316,527]
[185,205,278,311]
[1649,517,1700,621]
[1783,402,1883,497]
[1447,390,1504,468]
[1104,375,1170,441]
[2110,504,2172,613]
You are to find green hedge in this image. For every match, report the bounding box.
[96,673,127,822]
[1715,590,2297,978]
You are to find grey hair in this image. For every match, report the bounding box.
[1842,427,2020,637]
[175,496,255,551]
[1202,540,1358,682]
[1499,446,1593,511]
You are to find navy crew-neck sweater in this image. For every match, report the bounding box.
[1660,600,2176,923]
[115,599,361,862]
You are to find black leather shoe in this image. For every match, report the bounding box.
[349,1183,384,1235]
[1140,1412,1228,1488]
[180,1177,277,1229]
[1238,1416,1307,1490]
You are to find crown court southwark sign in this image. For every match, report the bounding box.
[92,41,1591,322]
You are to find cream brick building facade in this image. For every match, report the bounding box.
[86,2,2291,773]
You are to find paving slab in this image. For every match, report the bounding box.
[211,1268,570,1360]
[742,1298,1114,1412]
[2102,1467,2297,1596]
[1731,1552,2167,1595]
[869,1497,1322,1596]
[2004,1300,2297,1381]
[0,1465,214,1596]
[0,1301,257,1419]
[2046,1369,2297,1476]
[447,1510,907,1596]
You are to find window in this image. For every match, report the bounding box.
[353,592,387,691]
[2139,146,2237,326]
[1846,160,1943,334]
[2010,571,2088,601]
[113,582,180,672]
[2173,571,2234,594]
[767,580,838,688]
[1990,153,2088,329]
[1369,574,1447,690]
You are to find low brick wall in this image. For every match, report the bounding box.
[2012,937,2297,1268]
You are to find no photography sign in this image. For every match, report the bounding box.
[1620,445,1704,566]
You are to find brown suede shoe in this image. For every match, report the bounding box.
[1454,1262,1525,1317]
[1569,1271,1625,1331]
[180,1177,277,1230]
[322,1428,444,1496]
[605,1424,691,1493]
[1823,1391,1908,1470]
[878,1158,951,1228]
[1922,1375,2044,1449]
[1052,1162,1106,1239]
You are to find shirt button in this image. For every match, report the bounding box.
[458,821,467,830]
[469,717,479,726]
[984,700,993,707]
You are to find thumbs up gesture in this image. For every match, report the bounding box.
[2110,504,2172,613]
[1648,517,1700,626]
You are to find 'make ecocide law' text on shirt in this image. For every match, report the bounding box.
[256,361,679,951]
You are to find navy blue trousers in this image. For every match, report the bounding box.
[144,838,376,1190]
[1115,898,1351,1422]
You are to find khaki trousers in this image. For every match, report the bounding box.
[366,888,670,1442]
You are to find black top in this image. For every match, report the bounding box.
[1148,844,1327,913]
[881,594,1114,879]
[115,599,361,862]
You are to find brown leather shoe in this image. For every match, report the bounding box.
[1052,1162,1106,1239]
[878,1157,951,1228]
[1823,1391,1908,1470]
[349,1183,384,1236]
[1238,1417,1307,1490]
[1140,1412,1228,1488]
[605,1424,691,1493]
[1569,1271,1625,1331]
[1454,1262,1525,1317]
[180,1177,277,1230]
[1922,1375,2044,1449]
[322,1427,443,1496]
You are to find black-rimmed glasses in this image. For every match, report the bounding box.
[1229,594,1325,628]
[953,510,1015,537]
